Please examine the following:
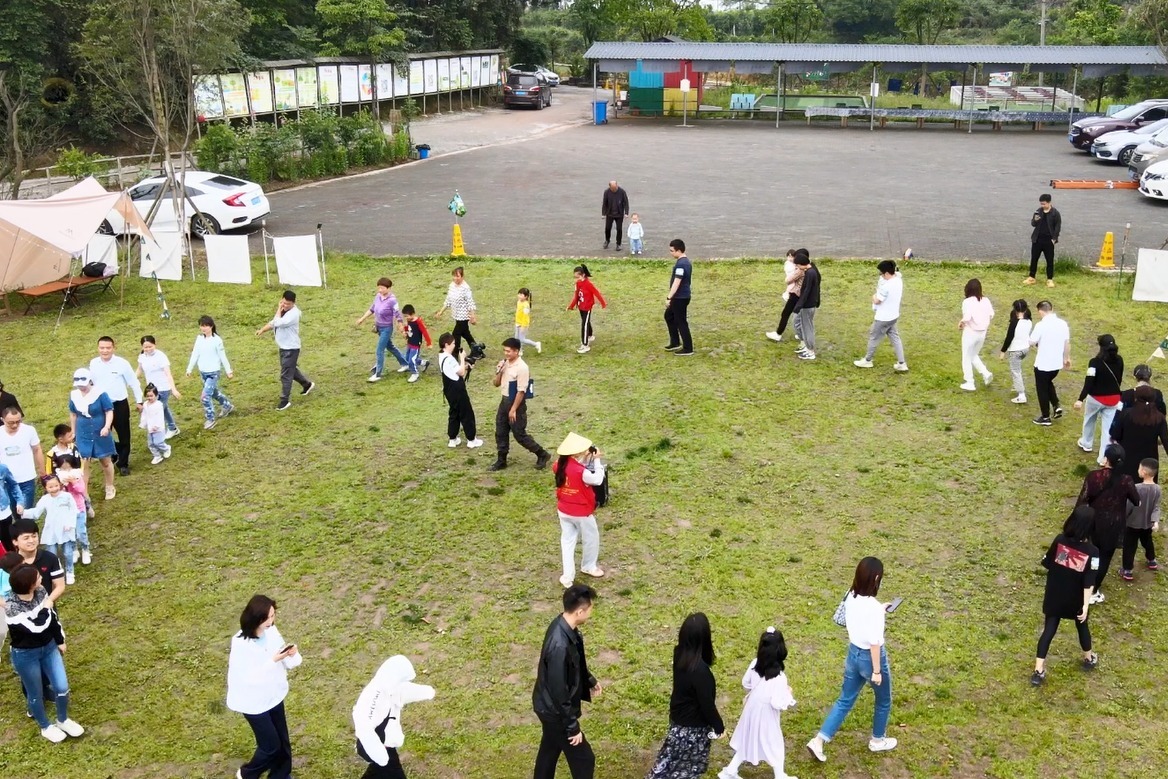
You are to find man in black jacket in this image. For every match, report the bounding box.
[1026,193,1062,288]
[601,181,629,251]
[532,584,600,779]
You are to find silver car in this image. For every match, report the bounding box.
[1127,126,1168,180]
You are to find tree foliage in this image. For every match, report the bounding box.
[316,0,406,60]
[896,0,961,45]
[760,0,826,42]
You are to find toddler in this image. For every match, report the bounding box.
[139,384,172,465]
[46,424,93,519]
[627,213,645,255]
[514,288,541,354]
[401,305,432,384]
[999,299,1033,404]
[718,627,797,779]
[1121,458,1161,579]
[21,474,80,584]
[53,454,92,565]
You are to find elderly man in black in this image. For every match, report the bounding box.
[601,180,629,251]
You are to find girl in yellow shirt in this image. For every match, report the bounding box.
[514,288,542,354]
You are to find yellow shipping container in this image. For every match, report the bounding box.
[662,87,694,115]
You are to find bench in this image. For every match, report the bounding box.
[10,274,114,315]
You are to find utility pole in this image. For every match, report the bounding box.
[1038,0,1047,87]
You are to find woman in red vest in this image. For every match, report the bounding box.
[552,432,606,589]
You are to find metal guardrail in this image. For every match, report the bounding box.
[1,152,196,200]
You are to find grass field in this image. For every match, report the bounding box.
[2,255,1166,779]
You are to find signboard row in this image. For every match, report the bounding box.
[195,55,503,120]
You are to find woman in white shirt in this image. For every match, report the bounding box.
[136,336,181,438]
[226,595,302,779]
[806,557,897,763]
[958,278,995,392]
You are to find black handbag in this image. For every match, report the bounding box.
[592,470,610,508]
[81,262,107,278]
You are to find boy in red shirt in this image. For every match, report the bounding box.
[567,265,607,354]
[400,305,432,384]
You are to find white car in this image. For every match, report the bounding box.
[1138,159,1168,200]
[1090,118,1168,164]
[101,171,270,238]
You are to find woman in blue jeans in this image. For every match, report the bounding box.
[3,564,85,743]
[806,556,897,762]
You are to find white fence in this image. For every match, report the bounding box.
[1,152,196,201]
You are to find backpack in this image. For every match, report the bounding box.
[81,262,107,278]
[592,469,610,508]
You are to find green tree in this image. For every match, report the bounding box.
[510,33,550,65]
[896,0,960,44]
[1134,0,1168,51]
[239,0,320,59]
[615,0,713,42]
[571,0,620,45]
[316,0,406,113]
[820,0,899,41]
[1056,0,1123,45]
[760,0,825,42]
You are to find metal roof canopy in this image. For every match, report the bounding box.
[585,43,1167,78]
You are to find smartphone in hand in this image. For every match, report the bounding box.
[885,597,904,613]
[281,644,296,655]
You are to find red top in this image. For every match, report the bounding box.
[567,279,607,312]
[554,457,596,516]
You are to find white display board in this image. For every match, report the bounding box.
[339,65,360,103]
[376,64,394,100]
[204,235,253,285]
[140,233,185,281]
[1133,248,1168,303]
[274,235,322,287]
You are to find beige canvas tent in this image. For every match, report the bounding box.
[0,177,152,293]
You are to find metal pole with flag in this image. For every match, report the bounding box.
[1151,336,1168,361]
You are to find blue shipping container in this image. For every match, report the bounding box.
[630,63,664,89]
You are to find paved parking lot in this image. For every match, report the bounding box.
[262,86,1168,262]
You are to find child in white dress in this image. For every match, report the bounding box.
[719,627,797,779]
[21,474,80,584]
[53,454,92,565]
[139,384,172,465]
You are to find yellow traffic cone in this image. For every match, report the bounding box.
[451,223,466,257]
[1096,231,1114,268]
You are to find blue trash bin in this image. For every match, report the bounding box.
[416,144,431,159]
[593,100,608,125]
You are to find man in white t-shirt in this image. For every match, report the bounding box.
[1029,300,1072,426]
[854,260,908,372]
[89,336,143,475]
[0,407,45,511]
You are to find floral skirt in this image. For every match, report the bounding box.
[645,724,711,779]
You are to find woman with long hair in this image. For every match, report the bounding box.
[645,612,724,779]
[226,594,302,779]
[185,315,234,430]
[958,278,994,391]
[552,432,606,588]
[807,556,897,763]
[1074,334,1124,463]
[1110,384,1168,483]
[1075,444,1140,604]
[1031,506,1100,685]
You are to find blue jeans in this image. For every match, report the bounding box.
[199,372,231,421]
[406,346,421,375]
[10,642,70,728]
[630,237,643,254]
[1078,395,1119,462]
[818,644,892,741]
[49,542,75,575]
[375,326,407,376]
[18,480,36,511]
[75,510,89,550]
[159,389,178,432]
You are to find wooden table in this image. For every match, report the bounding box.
[10,275,114,315]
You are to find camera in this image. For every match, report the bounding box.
[463,341,487,368]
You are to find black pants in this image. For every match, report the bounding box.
[1034,368,1061,418]
[1122,527,1157,570]
[357,741,407,779]
[452,319,475,353]
[534,717,595,779]
[445,385,477,440]
[279,348,311,404]
[777,292,799,334]
[1095,537,1119,593]
[1036,614,1091,659]
[1029,238,1055,280]
[240,701,292,779]
[578,309,594,347]
[604,216,623,246]
[664,298,692,352]
[111,398,131,468]
[0,514,13,552]
[495,398,545,461]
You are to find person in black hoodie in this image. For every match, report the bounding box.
[600,181,629,251]
[533,584,601,779]
[645,612,724,779]
[793,253,821,361]
[0,378,21,417]
[1119,364,1167,416]
[1026,193,1062,287]
[1032,506,1099,686]
[1074,334,1124,464]
[1110,385,1168,483]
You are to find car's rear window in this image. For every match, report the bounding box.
[510,75,538,86]
[204,175,248,188]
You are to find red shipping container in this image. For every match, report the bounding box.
[663,71,682,89]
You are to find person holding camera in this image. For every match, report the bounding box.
[552,433,606,588]
[438,333,482,449]
[490,338,550,472]
[226,594,302,779]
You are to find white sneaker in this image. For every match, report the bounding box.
[960,382,977,391]
[869,737,898,753]
[983,372,993,385]
[1011,395,1027,404]
[367,374,382,383]
[165,428,179,439]
[57,718,84,738]
[806,737,826,762]
[81,549,92,565]
[535,342,542,354]
[765,331,782,342]
[104,485,116,500]
[408,374,420,383]
[448,437,461,448]
[65,572,75,585]
[577,345,591,354]
[41,724,66,743]
[853,358,874,368]
[1090,591,1105,604]
[396,365,410,373]
[559,574,574,588]
[717,769,742,779]
[151,455,163,465]
[467,438,484,449]
[893,362,909,372]
[72,549,79,563]
[163,447,172,459]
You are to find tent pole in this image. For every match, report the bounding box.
[263,227,271,287]
[53,256,79,333]
[592,63,598,124]
[317,223,326,288]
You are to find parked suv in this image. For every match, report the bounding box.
[1127,126,1168,180]
[503,73,552,109]
[1069,99,1168,150]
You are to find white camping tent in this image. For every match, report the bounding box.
[0,177,152,292]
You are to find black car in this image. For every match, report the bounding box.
[503,73,552,109]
